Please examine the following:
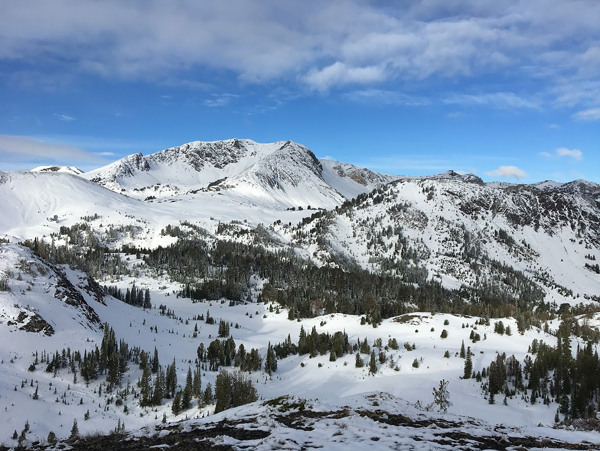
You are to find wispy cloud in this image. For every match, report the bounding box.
[343,89,429,106]
[443,92,538,110]
[203,93,239,108]
[485,165,528,180]
[54,113,76,121]
[572,107,600,121]
[304,62,386,91]
[0,135,106,166]
[556,147,583,160]
[540,147,583,160]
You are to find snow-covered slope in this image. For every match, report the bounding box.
[284,175,600,304]
[1,139,600,447]
[0,171,152,240]
[31,165,83,175]
[0,243,104,342]
[82,139,397,208]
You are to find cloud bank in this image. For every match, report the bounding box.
[485,165,528,180]
[0,135,105,166]
[1,0,600,111]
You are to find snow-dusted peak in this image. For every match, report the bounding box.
[533,180,563,190]
[31,165,83,175]
[320,159,399,199]
[80,139,395,208]
[422,170,484,185]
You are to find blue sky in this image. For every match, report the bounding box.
[1,0,599,183]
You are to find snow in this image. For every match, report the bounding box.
[0,139,599,446]
[31,166,83,176]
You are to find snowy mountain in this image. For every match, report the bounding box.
[285,174,600,305]
[82,139,398,208]
[0,139,600,447]
[31,166,83,176]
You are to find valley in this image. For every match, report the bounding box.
[0,139,599,449]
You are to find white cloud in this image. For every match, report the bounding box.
[572,108,600,121]
[54,113,76,121]
[485,165,528,180]
[343,89,429,106]
[1,0,600,109]
[0,135,105,165]
[304,62,386,91]
[443,92,538,110]
[541,148,583,160]
[203,93,239,108]
[556,147,583,160]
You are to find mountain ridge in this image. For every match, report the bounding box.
[81,139,400,208]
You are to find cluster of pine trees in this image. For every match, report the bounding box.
[197,338,263,373]
[104,283,151,308]
[24,216,556,328]
[479,320,600,422]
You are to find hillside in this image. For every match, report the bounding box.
[0,139,598,447]
[282,173,600,307]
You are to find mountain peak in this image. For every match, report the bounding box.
[81,139,393,208]
[31,165,83,175]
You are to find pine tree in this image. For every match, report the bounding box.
[165,358,177,398]
[369,350,377,375]
[214,370,232,413]
[181,367,193,410]
[203,382,213,406]
[139,364,152,406]
[355,353,364,368]
[192,369,201,399]
[460,340,466,359]
[69,419,79,441]
[432,379,451,413]
[152,347,160,374]
[144,288,151,309]
[463,347,473,379]
[218,320,230,338]
[171,391,182,416]
[265,342,277,375]
[47,431,57,445]
[152,366,165,406]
